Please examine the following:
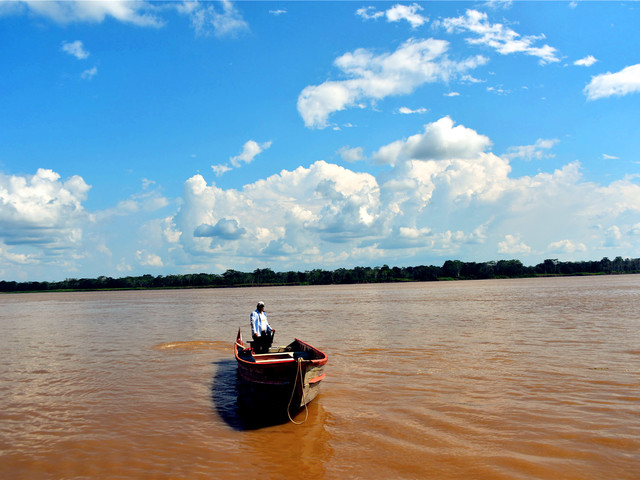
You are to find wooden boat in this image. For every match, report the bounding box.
[234,329,328,421]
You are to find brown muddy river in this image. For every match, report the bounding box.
[1,276,639,479]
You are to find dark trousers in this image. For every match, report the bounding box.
[253,331,273,354]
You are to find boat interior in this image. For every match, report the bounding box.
[239,343,315,363]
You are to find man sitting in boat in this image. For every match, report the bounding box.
[250,301,275,354]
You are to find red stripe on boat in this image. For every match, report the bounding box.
[308,373,325,384]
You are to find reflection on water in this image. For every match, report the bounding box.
[210,359,243,430]
[210,359,313,431]
[1,277,639,479]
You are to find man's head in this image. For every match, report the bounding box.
[257,301,265,311]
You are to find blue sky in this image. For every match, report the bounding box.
[1,0,640,281]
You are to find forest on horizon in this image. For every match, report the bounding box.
[1,256,639,293]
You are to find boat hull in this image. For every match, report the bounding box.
[234,330,327,418]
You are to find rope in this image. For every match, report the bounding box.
[287,357,309,425]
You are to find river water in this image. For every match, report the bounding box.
[1,276,638,479]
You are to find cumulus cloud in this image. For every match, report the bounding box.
[574,55,597,67]
[356,3,427,27]
[373,116,492,165]
[630,223,640,236]
[162,117,640,270]
[385,3,429,28]
[12,0,162,26]
[9,120,640,278]
[136,250,163,267]
[0,244,38,265]
[386,3,427,27]
[7,0,256,37]
[212,164,233,177]
[338,146,364,163]
[355,6,384,21]
[297,39,488,128]
[116,257,133,273]
[604,225,622,247]
[211,140,272,176]
[498,234,532,254]
[179,0,248,37]
[61,40,89,59]
[0,169,90,249]
[194,218,247,240]
[548,239,587,253]
[94,183,169,220]
[503,138,559,161]
[439,9,560,64]
[584,64,640,100]
[171,160,380,265]
[230,140,272,168]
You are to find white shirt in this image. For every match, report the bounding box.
[250,309,271,336]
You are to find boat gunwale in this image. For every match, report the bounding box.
[234,332,328,368]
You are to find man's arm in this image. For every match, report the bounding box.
[250,311,258,337]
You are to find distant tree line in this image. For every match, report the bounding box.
[1,256,639,293]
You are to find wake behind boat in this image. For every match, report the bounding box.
[234,329,328,423]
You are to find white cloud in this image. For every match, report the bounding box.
[116,257,133,272]
[604,225,622,247]
[356,3,427,27]
[212,164,233,177]
[180,0,248,37]
[574,55,597,67]
[602,154,619,160]
[210,140,271,177]
[61,40,89,59]
[195,217,246,240]
[269,9,287,16]
[486,85,510,95]
[81,66,98,80]
[297,38,488,128]
[170,160,381,263]
[584,64,640,100]
[460,74,484,84]
[355,6,384,21]
[498,234,532,254]
[547,239,587,253]
[439,9,560,64]
[156,117,640,270]
[136,250,163,267]
[397,106,428,114]
[9,121,640,279]
[630,223,640,236]
[385,3,428,28]
[0,244,38,265]
[483,0,513,9]
[503,138,559,161]
[230,140,272,168]
[444,92,460,97]
[7,0,256,37]
[0,168,90,249]
[338,146,364,163]
[142,178,156,190]
[15,0,162,26]
[373,116,492,165]
[94,186,169,219]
